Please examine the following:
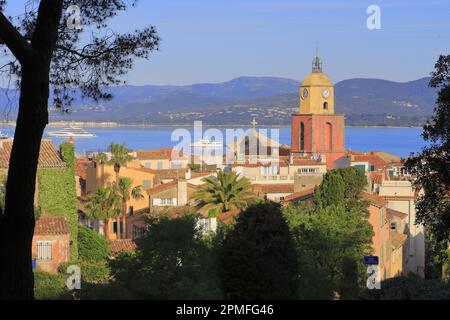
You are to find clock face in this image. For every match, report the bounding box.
[323,89,330,99]
[302,88,309,99]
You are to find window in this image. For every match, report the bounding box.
[324,122,333,151]
[370,165,376,172]
[128,206,134,216]
[323,102,328,110]
[37,241,52,261]
[380,246,384,266]
[354,164,366,172]
[157,161,163,169]
[300,122,305,151]
[297,168,319,174]
[143,180,152,190]
[161,198,174,205]
[111,221,123,234]
[390,222,397,231]
[144,162,151,168]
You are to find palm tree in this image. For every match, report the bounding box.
[108,143,133,181]
[191,170,257,215]
[95,152,108,186]
[112,178,144,239]
[85,186,121,240]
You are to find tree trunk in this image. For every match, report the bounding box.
[0,0,63,299]
[104,219,110,240]
[0,65,49,300]
[122,200,127,239]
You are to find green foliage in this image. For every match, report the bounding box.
[78,260,111,284]
[314,171,345,208]
[113,177,144,213]
[192,170,257,214]
[108,143,133,171]
[284,194,373,299]
[34,271,67,300]
[219,202,299,299]
[37,142,78,260]
[404,55,450,242]
[333,167,368,202]
[78,226,109,262]
[188,163,202,172]
[359,275,450,300]
[109,215,222,299]
[85,186,121,220]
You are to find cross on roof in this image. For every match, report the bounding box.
[251,118,258,130]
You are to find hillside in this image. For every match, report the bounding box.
[0,76,437,126]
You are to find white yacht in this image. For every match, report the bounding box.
[0,131,9,140]
[190,138,223,148]
[47,126,96,138]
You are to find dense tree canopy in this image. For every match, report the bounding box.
[219,202,299,300]
[404,55,450,242]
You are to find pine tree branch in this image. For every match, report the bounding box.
[0,11,34,64]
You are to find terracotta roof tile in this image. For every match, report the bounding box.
[34,215,70,235]
[147,181,177,195]
[136,148,184,160]
[352,155,388,170]
[284,188,315,202]
[0,139,66,169]
[386,208,408,220]
[362,192,387,208]
[109,239,137,256]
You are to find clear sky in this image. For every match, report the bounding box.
[4,0,450,85]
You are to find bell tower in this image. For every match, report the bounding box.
[291,56,346,170]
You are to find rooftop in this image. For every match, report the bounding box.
[109,239,137,256]
[0,139,66,169]
[34,215,70,236]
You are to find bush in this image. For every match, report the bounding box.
[359,275,450,300]
[34,271,67,300]
[58,260,110,285]
[79,260,111,284]
[78,226,109,261]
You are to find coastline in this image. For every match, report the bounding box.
[0,121,424,129]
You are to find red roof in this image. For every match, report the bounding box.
[0,139,66,169]
[362,192,387,208]
[284,188,315,203]
[147,181,178,195]
[34,215,70,236]
[109,239,137,256]
[352,155,388,170]
[136,148,184,160]
[371,172,384,184]
[386,208,408,220]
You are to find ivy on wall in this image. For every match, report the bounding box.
[37,142,78,260]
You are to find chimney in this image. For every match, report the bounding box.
[177,179,188,206]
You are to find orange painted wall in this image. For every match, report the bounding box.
[291,114,346,169]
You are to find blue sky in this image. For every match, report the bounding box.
[5,0,450,85]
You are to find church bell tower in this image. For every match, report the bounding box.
[291,56,345,169]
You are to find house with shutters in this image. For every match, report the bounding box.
[32,215,71,273]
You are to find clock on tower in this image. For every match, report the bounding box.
[291,55,346,170]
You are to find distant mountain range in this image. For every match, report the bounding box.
[0,76,437,126]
